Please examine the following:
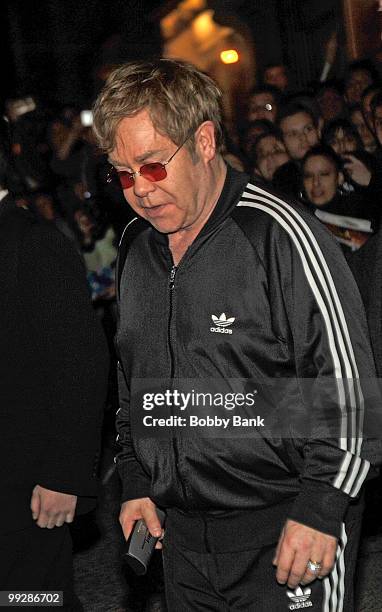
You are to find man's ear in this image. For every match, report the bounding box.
[195,121,217,163]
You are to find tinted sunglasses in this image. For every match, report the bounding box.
[107,133,192,189]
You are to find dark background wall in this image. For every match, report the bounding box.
[2,0,344,109]
[230,0,345,88]
[2,0,161,108]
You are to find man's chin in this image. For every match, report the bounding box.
[144,217,180,234]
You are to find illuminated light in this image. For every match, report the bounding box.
[192,10,215,40]
[220,49,239,64]
[183,0,205,9]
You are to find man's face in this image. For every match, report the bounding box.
[248,93,277,123]
[110,110,210,235]
[345,70,372,105]
[242,124,269,155]
[255,135,289,181]
[280,112,319,160]
[264,66,288,92]
[316,88,344,122]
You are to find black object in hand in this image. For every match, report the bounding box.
[123,509,166,575]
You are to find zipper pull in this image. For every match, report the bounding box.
[169,265,177,290]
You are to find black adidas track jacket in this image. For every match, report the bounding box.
[116,165,381,541]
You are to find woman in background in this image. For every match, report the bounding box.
[300,145,377,252]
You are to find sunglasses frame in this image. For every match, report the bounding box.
[107,133,193,189]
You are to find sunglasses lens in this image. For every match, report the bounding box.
[118,171,134,189]
[141,163,167,182]
[113,163,167,189]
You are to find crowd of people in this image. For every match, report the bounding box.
[2,49,382,611]
[229,59,382,260]
[5,57,382,272]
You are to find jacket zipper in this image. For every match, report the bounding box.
[167,263,190,504]
[168,264,177,379]
[169,262,209,541]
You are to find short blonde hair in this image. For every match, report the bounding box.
[93,59,224,155]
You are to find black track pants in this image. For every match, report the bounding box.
[162,517,361,612]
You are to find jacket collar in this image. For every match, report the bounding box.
[197,164,250,239]
[152,164,250,248]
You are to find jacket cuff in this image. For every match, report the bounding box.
[288,480,350,539]
[117,460,152,503]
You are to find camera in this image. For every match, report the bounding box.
[123,509,166,575]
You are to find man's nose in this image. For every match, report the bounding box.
[313,174,320,187]
[133,174,156,198]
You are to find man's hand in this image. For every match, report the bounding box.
[273,519,337,589]
[119,498,164,548]
[30,485,77,529]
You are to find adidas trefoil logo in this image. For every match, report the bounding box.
[210,313,235,335]
[287,586,313,610]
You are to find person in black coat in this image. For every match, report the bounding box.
[0,183,109,606]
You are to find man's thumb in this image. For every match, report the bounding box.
[30,485,41,520]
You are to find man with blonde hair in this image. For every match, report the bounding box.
[94,59,380,611]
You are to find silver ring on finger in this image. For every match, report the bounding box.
[306,559,322,574]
